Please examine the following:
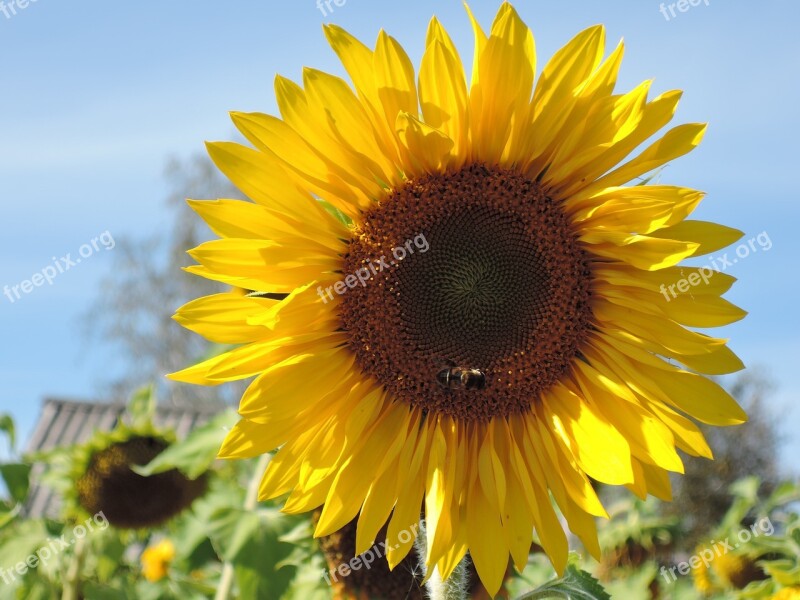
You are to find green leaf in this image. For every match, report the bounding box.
[763,480,800,513]
[0,414,15,454]
[204,504,300,600]
[0,463,31,504]
[127,385,156,428]
[717,476,761,534]
[0,519,51,574]
[208,507,262,562]
[601,562,659,599]
[516,565,612,600]
[0,503,21,530]
[134,409,238,479]
[91,533,127,583]
[10,576,60,600]
[80,583,134,600]
[318,199,353,226]
[280,552,331,600]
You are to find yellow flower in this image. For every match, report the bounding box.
[692,545,764,595]
[773,588,800,600]
[170,3,747,594]
[141,539,176,583]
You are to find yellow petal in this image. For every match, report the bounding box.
[571,364,684,473]
[173,293,275,344]
[545,79,651,188]
[597,325,744,375]
[575,123,707,196]
[558,89,684,199]
[230,111,372,214]
[594,299,729,356]
[648,220,744,256]
[356,411,422,554]
[219,418,291,460]
[316,402,412,536]
[419,29,469,161]
[301,68,399,186]
[207,333,345,382]
[323,24,405,167]
[543,384,634,485]
[424,419,451,565]
[187,199,344,250]
[598,282,748,328]
[205,141,319,216]
[374,31,418,130]
[594,263,736,297]
[238,350,355,421]
[503,466,535,571]
[187,238,340,293]
[582,231,699,270]
[631,363,747,426]
[470,2,536,163]
[466,475,507,597]
[521,25,605,172]
[386,423,429,569]
[396,112,454,173]
[571,186,704,234]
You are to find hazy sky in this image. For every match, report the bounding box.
[1,1,798,465]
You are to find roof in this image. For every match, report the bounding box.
[23,397,222,519]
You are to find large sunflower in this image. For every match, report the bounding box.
[170,3,747,594]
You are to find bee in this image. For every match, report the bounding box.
[435,360,486,391]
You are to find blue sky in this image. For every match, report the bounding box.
[1,1,798,465]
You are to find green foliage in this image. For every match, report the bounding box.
[0,463,30,504]
[0,414,29,534]
[0,414,15,454]
[515,563,611,599]
[127,385,157,430]
[133,409,238,480]
[598,495,679,557]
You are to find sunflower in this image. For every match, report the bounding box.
[71,424,207,529]
[170,2,747,594]
[141,538,177,582]
[692,547,764,595]
[773,588,800,600]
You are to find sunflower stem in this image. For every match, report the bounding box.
[214,452,272,600]
[61,535,86,600]
[414,519,470,600]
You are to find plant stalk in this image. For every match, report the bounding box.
[214,452,271,600]
[414,519,471,600]
[61,535,87,600]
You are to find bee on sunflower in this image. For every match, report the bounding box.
[170,3,747,594]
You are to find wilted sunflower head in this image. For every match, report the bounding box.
[171,2,747,594]
[71,426,207,529]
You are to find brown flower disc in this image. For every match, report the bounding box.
[76,436,207,529]
[340,164,593,421]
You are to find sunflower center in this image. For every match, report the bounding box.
[340,164,593,421]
